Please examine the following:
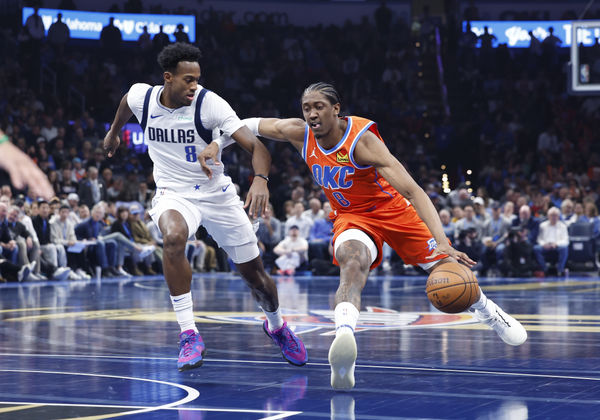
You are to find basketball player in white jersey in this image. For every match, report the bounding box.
[103,43,307,371]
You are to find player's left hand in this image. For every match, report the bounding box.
[245,176,269,219]
[426,243,476,267]
[0,141,54,199]
[197,142,221,179]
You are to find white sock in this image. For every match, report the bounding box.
[334,302,360,336]
[170,292,198,333]
[262,307,284,331]
[469,288,490,313]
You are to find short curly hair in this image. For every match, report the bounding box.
[157,43,202,73]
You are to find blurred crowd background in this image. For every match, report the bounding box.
[0,0,599,281]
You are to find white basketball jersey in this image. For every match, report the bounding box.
[127,83,244,194]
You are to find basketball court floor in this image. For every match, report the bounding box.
[0,271,598,419]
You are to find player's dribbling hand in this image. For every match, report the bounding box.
[426,243,476,267]
[245,176,269,219]
[103,131,121,158]
[197,142,221,179]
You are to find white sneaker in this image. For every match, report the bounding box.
[68,270,82,280]
[139,245,155,259]
[76,269,91,280]
[117,267,132,277]
[472,299,527,346]
[52,267,71,281]
[328,329,357,390]
[18,262,35,282]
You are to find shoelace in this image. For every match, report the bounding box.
[277,328,299,352]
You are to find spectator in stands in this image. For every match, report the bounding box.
[302,198,324,222]
[75,203,120,278]
[454,205,482,240]
[534,207,569,276]
[308,202,333,261]
[256,203,282,272]
[152,25,170,52]
[584,202,600,238]
[32,201,71,280]
[47,13,70,55]
[502,201,516,224]
[481,202,510,274]
[561,199,575,223]
[439,208,455,239]
[567,202,588,225]
[51,204,90,280]
[100,17,122,58]
[71,158,86,182]
[78,166,106,208]
[7,205,40,278]
[512,205,539,245]
[0,203,20,265]
[454,227,484,273]
[473,197,490,223]
[274,225,308,275]
[128,204,160,275]
[502,226,538,277]
[174,23,190,43]
[285,202,313,239]
[138,25,152,52]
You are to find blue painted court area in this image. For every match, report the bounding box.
[0,273,599,419]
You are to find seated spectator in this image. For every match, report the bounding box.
[560,199,574,223]
[256,203,282,272]
[567,202,588,225]
[584,202,600,238]
[308,202,333,261]
[7,205,41,279]
[274,225,308,275]
[285,202,313,239]
[50,204,90,279]
[128,204,161,274]
[534,207,569,276]
[302,198,324,222]
[473,197,490,223]
[512,205,540,245]
[454,205,482,240]
[0,203,19,265]
[110,205,156,276]
[32,200,71,280]
[502,201,516,224]
[480,202,510,274]
[501,227,538,277]
[454,227,485,274]
[439,208,455,239]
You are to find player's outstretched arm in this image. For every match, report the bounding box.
[0,131,53,200]
[198,117,306,178]
[104,93,133,158]
[353,132,475,267]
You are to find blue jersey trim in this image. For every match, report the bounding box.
[349,121,375,169]
[140,87,153,132]
[374,169,394,198]
[302,125,309,160]
[315,117,352,155]
[155,87,176,113]
[194,88,213,142]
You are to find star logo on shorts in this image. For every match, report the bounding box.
[194,184,200,190]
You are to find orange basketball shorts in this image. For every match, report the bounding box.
[331,203,449,269]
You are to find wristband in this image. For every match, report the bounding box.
[214,135,235,150]
[255,174,269,182]
[0,134,9,145]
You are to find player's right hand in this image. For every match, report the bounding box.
[197,141,221,179]
[103,131,121,158]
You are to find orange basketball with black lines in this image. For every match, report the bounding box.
[426,262,480,313]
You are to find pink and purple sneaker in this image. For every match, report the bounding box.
[263,320,308,366]
[177,329,206,372]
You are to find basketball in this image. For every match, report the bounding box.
[426,262,480,313]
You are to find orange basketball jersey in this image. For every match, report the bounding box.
[302,116,409,214]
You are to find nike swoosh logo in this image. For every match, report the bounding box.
[150,114,162,119]
[222,185,230,192]
[173,297,185,302]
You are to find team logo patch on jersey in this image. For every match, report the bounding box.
[427,238,438,251]
[336,152,349,163]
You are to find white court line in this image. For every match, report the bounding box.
[0,369,199,418]
[0,402,300,418]
[1,353,599,382]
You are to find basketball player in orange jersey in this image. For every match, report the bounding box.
[201,82,527,389]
